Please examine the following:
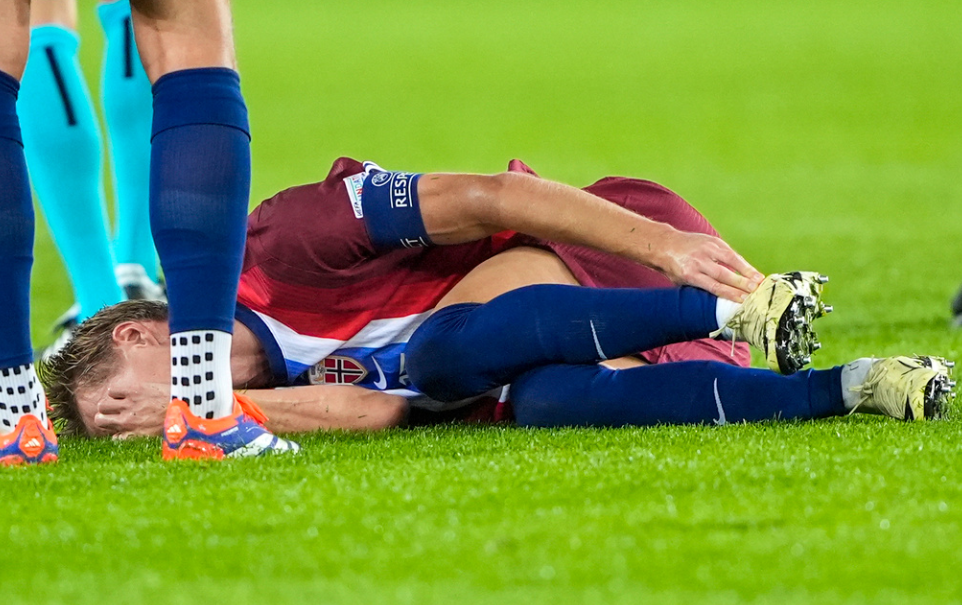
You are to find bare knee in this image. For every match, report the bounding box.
[129,0,236,82]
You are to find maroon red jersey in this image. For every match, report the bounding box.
[235,157,749,412]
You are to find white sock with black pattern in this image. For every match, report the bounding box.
[0,363,46,434]
[170,330,234,419]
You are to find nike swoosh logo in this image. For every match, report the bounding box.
[590,320,608,360]
[371,357,388,389]
[713,378,727,426]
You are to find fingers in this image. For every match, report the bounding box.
[659,232,764,301]
[712,283,750,303]
[689,271,750,303]
[94,403,132,436]
[96,411,157,439]
[713,243,764,290]
[97,399,128,414]
[679,237,762,299]
[705,256,756,298]
[93,411,122,433]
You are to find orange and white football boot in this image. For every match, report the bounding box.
[0,413,59,466]
[162,393,299,460]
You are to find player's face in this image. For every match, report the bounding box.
[75,341,172,438]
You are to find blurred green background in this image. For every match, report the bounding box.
[35,0,961,361]
[11,1,962,603]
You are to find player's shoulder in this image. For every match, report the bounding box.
[250,157,365,214]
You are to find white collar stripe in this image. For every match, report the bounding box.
[253,311,343,365]
[343,311,433,349]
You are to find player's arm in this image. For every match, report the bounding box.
[239,386,408,434]
[102,384,408,438]
[418,173,763,302]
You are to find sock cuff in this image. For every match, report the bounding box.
[97,0,132,28]
[151,67,250,141]
[0,71,19,99]
[678,287,721,338]
[29,25,80,53]
[808,367,846,418]
[0,71,22,145]
[0,70,19,96]
[0,352,34,370]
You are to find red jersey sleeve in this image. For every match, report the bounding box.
[243,157,377,285]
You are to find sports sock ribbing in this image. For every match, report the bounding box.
[0,364,46,431]
[510,362,846,427]
[98,0,157,283]
[150,68,250,419]
[18,25,123,321]
[0,71,43,434]
[406,284,721,402]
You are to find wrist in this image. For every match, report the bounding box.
[636,221,677,271]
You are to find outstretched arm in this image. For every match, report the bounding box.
[417,172,763,302]
[243,386,408,434]
[99,384,408,438]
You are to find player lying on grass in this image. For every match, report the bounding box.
[42,158,955,441]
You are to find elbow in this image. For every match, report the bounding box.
[461,171,528,228]
[383,395,410,428]
[365,394,409,430]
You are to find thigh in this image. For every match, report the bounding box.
[0,0,30,79]
[436,246,651,369]
[128,0,235,82]
[436,246,580,309]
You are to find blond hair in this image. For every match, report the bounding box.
[39,300,169,437]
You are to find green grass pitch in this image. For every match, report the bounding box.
[5,0,962,602]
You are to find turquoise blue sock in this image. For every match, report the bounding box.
[18,25,123,321]
[98,0,157,283]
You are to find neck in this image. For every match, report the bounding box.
[230,319,273,388]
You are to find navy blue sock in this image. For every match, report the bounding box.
[0,71,34,368]
[149,67,250,334]
[407,284,719,402]
[511,362,845,427]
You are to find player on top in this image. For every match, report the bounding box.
[0,0,295,465]
[43,158,955,440]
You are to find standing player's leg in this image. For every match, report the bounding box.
[97,0,161,299]
[128,0,296,458]
[0,1,58,465]
[18,0,124,329]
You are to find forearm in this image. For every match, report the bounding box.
[421,172,674,270]
[239,386,409,433]
[418,172,762,301]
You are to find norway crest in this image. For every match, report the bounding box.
[308,355,368,385]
